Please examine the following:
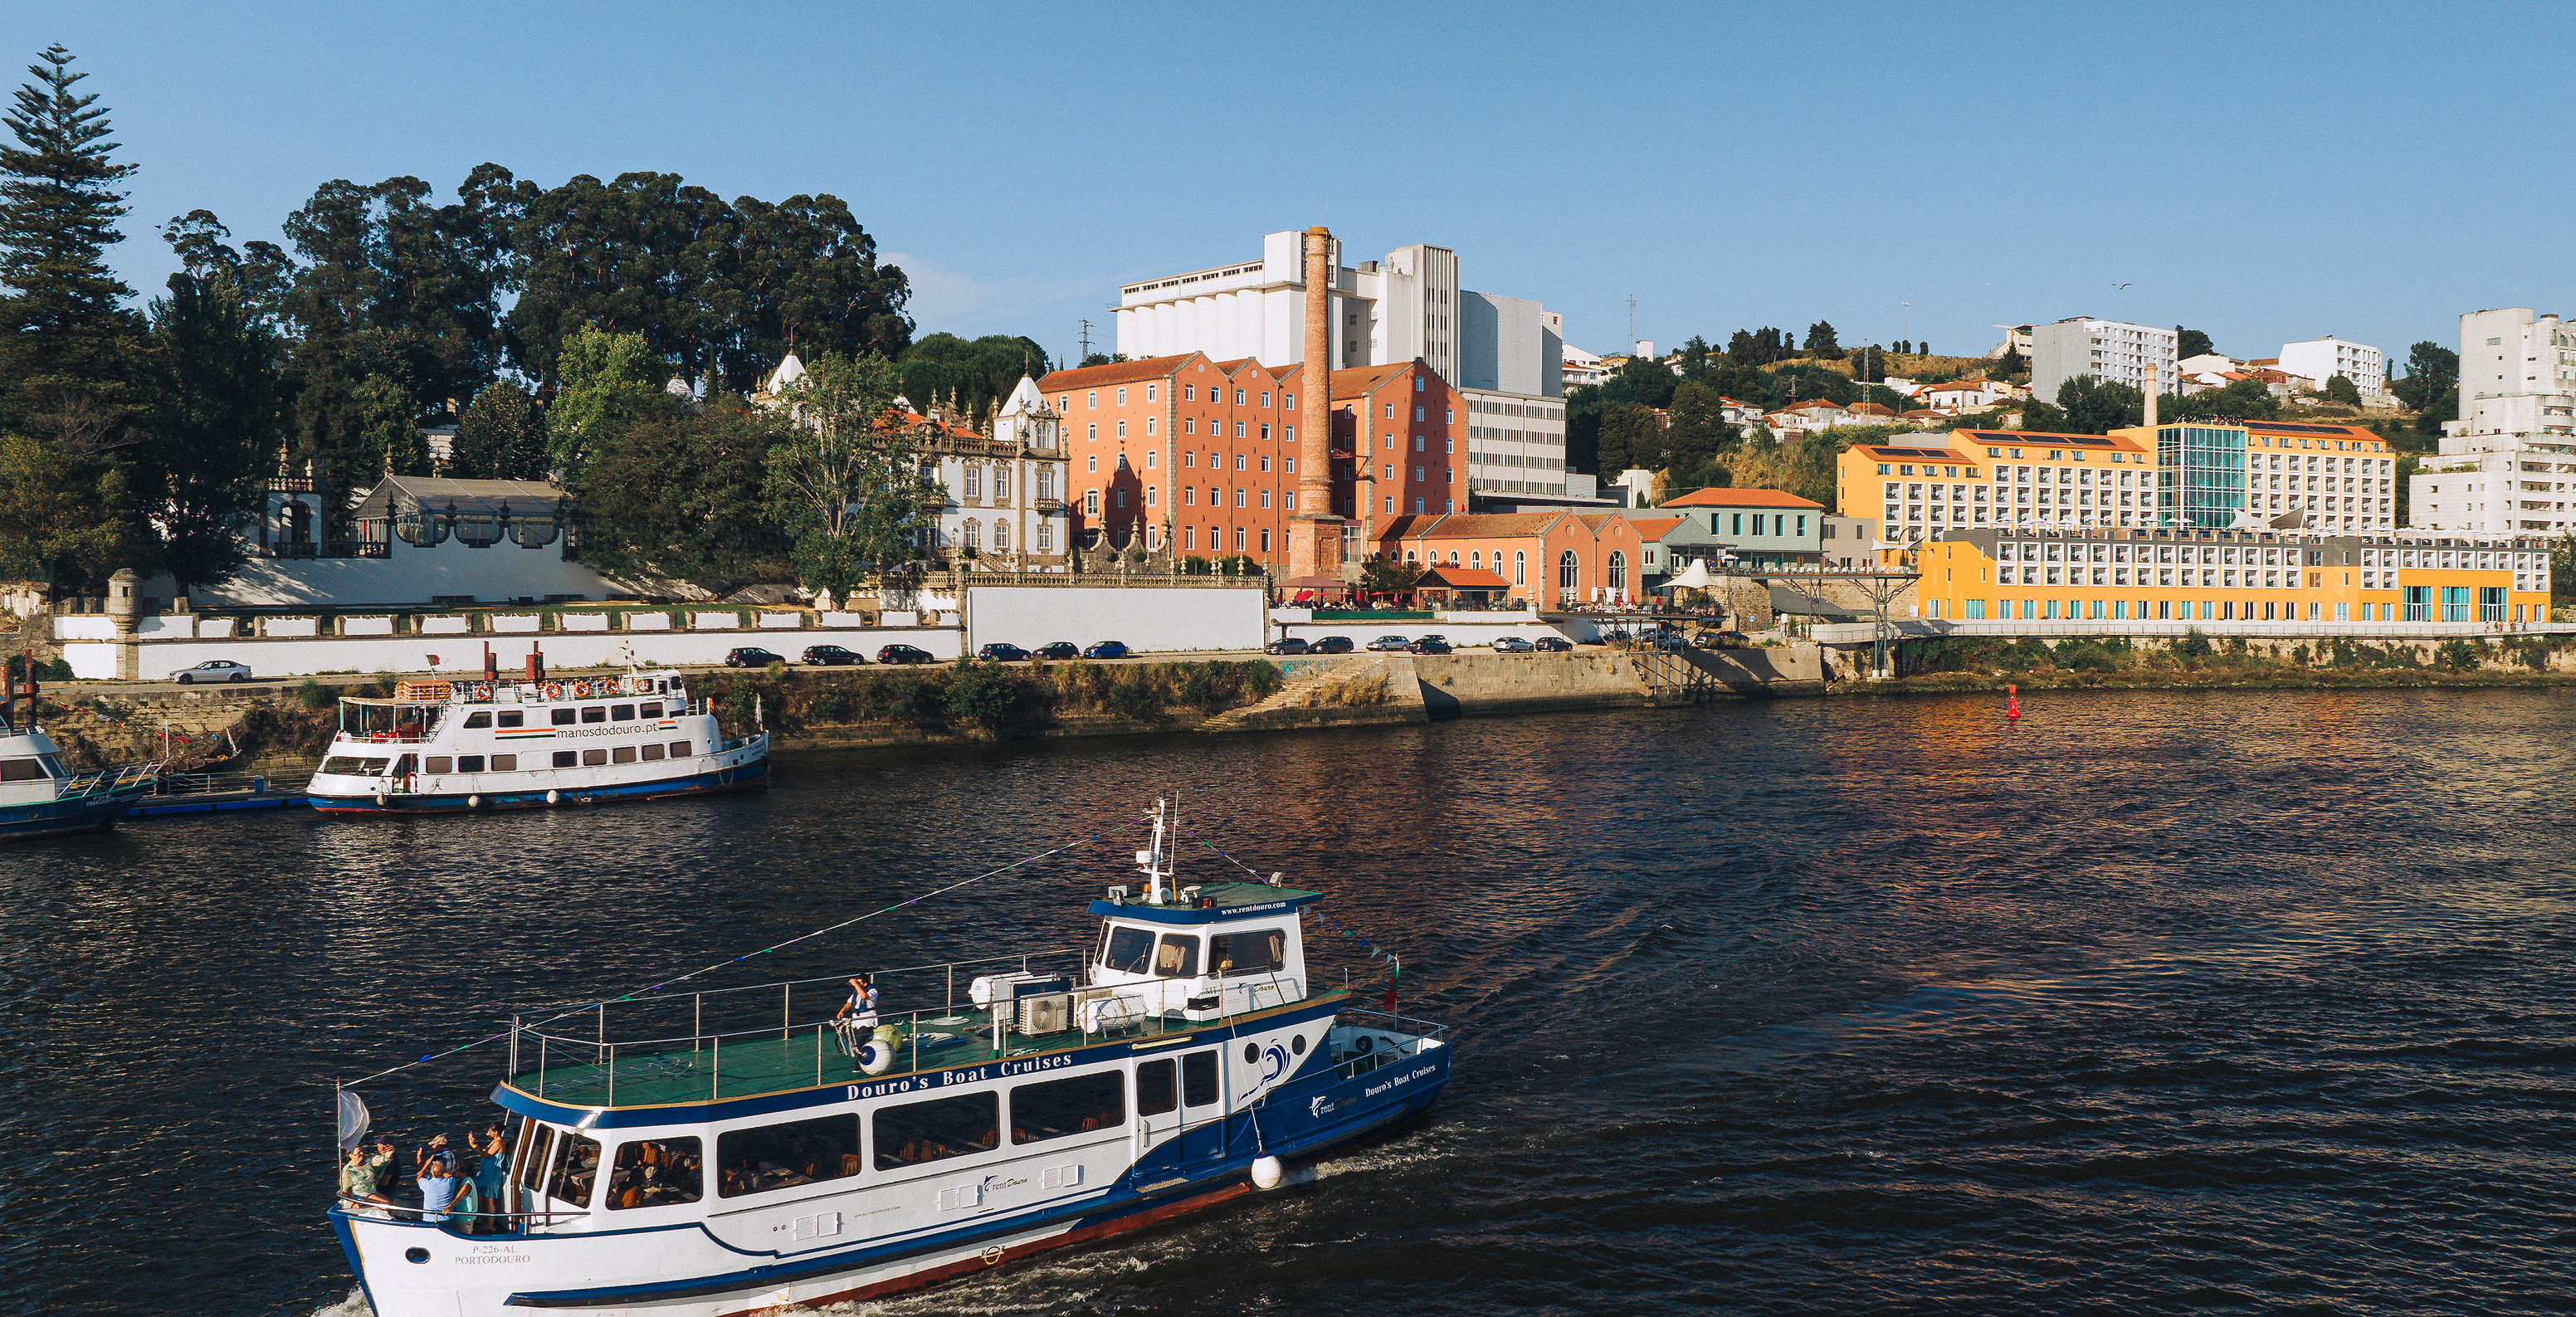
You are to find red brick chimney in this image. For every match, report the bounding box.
[1289,226,1343,584]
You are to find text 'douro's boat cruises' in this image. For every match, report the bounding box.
[329,799,1451,1315]
[306,668,766,814]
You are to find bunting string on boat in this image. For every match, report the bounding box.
[342,817,1143,1090]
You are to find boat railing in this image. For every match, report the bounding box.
[1329,1006,1450,1079]
[153,769,283,798]
[59,758,167,801]
[500,949,1339,1106]
[334,1193,590,1232]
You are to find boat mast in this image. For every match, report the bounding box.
[1139,796,1170,905]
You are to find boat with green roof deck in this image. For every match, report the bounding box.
[329,797,1451,1315]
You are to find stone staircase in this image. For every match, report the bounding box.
[1201,655,1427,733]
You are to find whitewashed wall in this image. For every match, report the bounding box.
[61,626,963,680]
[964,586,1266,653]
[197,540,618,608]
[1275,619,1575,647]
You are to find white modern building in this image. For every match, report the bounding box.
[1113,229,1572,503]
[2276,336,2388,404]
[2028,318,2178,405]
[2411,307,2576,537]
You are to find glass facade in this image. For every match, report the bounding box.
[2155,427,2247,529]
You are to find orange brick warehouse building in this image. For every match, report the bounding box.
[1034,354,1464,573]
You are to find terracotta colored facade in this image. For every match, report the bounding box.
[1373,510,1653,607]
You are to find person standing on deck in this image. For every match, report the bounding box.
[835,976,879,1028]
[417,1151,461,1225]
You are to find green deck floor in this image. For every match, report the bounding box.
[510,1008,1093,1107]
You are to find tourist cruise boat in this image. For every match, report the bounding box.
[0,719,161,839]
[329,801,1451,1315]
[305,669,766,814]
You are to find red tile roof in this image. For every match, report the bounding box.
[1379,512,1562,539]
[1660,486,1823,510]
[1417,566,1510,588]
[1036,354,1196,390]
[1626,515,1686,539]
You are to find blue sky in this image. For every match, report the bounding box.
[25,1,2573,374]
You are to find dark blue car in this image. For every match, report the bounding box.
[1084,641,1131,659]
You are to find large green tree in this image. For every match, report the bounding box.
[2052,375,2145,434]
[449,379,545,480]
[546,324,674,478]
[1803,320,1842,359]
[2175,326,2215,360]
[897,333,1050,428]
[1595,402,1663,474]
[2391,340,2458,436]
[0,44,145,451]
[763,351,936,597]
[134,268,288,590]
[280,165,521,416]
[0,431,139,586]
[359,373,428,476]
[573,396,788,585]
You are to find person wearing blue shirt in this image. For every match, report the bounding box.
[417,1151,461,1224]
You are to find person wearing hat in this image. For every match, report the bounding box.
[834,976,880,1029]
[417,1148,462,1226]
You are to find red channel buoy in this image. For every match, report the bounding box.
[2006,683,2022,720]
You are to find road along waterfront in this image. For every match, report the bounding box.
[7,686,2576,1315]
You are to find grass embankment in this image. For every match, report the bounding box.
[1867,630,2576,693]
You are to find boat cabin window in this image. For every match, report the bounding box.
[717,1113,857,1198]
[426,757,451,773]
[1209,928,1287,978]
[550,708,576,727]
[1155,934,1199,978]
[462,711,491,728]
[496,710,524,728]
[1010,1071,1125,1145]
[0,755,61,781]
[458,755,485,772]
[640,701,663,719]
[515,1124,555,1196]
[873,1092,999,1170]
[554,752,577,767]
[491,754,516,770]
[1183,1051,1218,1108]
[1137,1059,1177,1115]
[668,740,692,757]
[1100,925,1155,974]
[582,749,607,766]
[544,1131,602,1206]
[319,756,393,777]
[612,704,635,720]
[606,1137,704,1209]
[640,744,665,761]
[580,705,607,724]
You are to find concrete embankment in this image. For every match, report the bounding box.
[1203,647,1825,734]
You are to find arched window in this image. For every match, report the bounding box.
[1608,551,1627,591]
[993,522,1009,553]
[1558,550,1579,592]
[1448,549,1460,565]
[1471,550,1482,570]
[1514,550,1525,585]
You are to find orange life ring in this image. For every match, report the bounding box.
[472,681,494,701]
[543,680,564,700]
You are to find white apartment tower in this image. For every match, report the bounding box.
[2276,336,2388,404]
[1113,230,1572,500]
[2410,307,2576,537]
[2028,318,2178,406]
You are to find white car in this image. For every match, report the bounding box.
[171,660,252,684]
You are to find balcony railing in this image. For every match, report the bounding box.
[262,540,389,559]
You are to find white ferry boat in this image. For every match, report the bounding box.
[306,669,766,814]
[329,801,1451,1315]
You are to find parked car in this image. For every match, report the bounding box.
[1407,636,1453,654]
[1310,636,1355,654]
[1491,636,1534,654]
[724,647,785,669]
[170,659,252,684]
[1084,641,1131,660]
[1365,635,1410,651]
[800,644,864,666]
[1532,637,1573,653]
[1700,631,1754,648]
[875,644,935,665]
[1034,641,1080,661]
[1264,637,1310,655]
[1653,632,1690,651]
[1689,630,1725,649]
[978,643,1030,663]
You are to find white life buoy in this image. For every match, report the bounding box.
[544,789,560,804]
[857,1040,895,1075]
[466,794,481,808]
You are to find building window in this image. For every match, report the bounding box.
[1037,523,1052,552]
[1116,421,1126,439]
[1558,549,1578,594]
[1087,391,1097,410]
[1116,388,1127,405]
[1515,550,1525,585]
[1608,551,1627,591]
[1086,423,1096,441]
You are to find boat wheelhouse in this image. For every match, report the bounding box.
[305,668,765,814]
[0,720,161,838]
[330,801,1450,1316]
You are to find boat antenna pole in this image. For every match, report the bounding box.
[1141,796,1170,905]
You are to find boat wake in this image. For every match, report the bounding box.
[307,1287,372,1317]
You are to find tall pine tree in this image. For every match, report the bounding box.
[0,44,144,445]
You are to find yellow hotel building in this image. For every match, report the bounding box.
[1836,424,2552,626]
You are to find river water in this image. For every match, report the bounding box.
[7,688,2576,1315]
